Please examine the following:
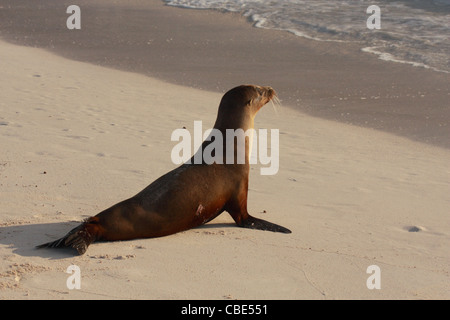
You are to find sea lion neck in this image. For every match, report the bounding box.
[213,106,255,132]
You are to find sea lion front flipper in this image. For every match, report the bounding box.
[239,215,291,234]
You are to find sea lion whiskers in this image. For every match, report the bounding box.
[270,95,282,115]
[258,86,280,115]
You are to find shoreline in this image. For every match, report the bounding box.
[0,0,449,149]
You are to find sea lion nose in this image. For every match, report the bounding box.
[264,86,276,98]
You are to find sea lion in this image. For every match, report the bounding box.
[37,85,291,255]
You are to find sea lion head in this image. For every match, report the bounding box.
[220,84,276,114]
[215,85,276,131]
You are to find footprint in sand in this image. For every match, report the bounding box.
[404,225,423,232]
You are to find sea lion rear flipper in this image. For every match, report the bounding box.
[239,215,291,234]
[36,217,99,255]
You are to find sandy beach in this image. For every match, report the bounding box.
[1,0,449,300]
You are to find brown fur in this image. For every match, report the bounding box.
[37,85,291,255]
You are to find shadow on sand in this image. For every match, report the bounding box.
[0,220,236,259]
[0,221,81,259]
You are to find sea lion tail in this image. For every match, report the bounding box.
[240,215,291,234]
[36,217,100,255]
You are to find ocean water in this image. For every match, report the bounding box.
[164,0,450,73]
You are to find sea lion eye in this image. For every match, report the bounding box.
[255,87,263,95]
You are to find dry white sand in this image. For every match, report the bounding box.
[1,40,449,299]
